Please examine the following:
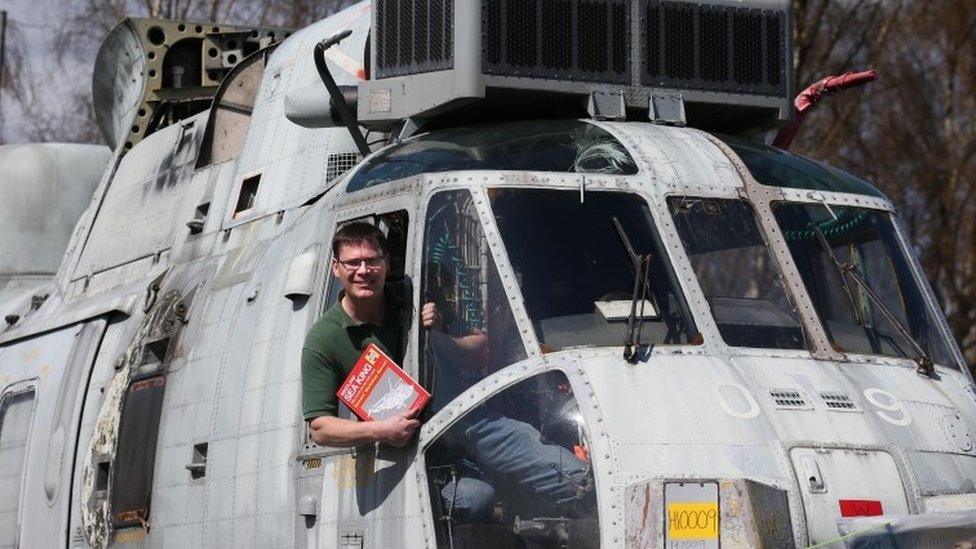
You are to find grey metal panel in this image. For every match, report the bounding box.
[16,320,108,549]
[908,451,976,496]
[73,114,206,277]
[0,144,111,277]
[92,19,145,151]
[229,6,371,223]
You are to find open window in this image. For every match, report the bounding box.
[424,370,598,548]
[196,44,278,167]
[0,386,36,545]
[324,210,411,311]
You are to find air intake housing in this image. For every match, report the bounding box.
[358,0,792,133]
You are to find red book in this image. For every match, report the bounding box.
[336,343,430,421]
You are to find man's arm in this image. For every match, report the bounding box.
[308,408,421,447]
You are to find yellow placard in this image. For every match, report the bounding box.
[667,502,719,540]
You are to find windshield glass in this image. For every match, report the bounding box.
[668,197,806,350]
[489,189,699,350]
[717,134,885,198]
[773,203,954,366]
[347,120,637,192]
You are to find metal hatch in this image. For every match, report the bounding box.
[790,447,910,545]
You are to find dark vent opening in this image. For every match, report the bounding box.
[376,0,454,78]
[699,8,729,82]
[431,0,445,62]
[483,0,631,84]
[96,460,111,491]
[732,11,763,84]
[611,4,628,74]
[766,14,783,86]
[770,390,806,408]
[415,0,429,64]
[141,337,171,366]
[579,2,608,73]
[486,0,503,64]
[507,0,538,67]
[821,393,857,409]
[663,4,694,80]
[326,152,363,183]
[400,0,415,67]
[645,3,660,77]
[641,0,786,96]
[541,0,573,70]
[379,0,397,70]
[234,174,260,216]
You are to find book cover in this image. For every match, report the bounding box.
[336,343,430,421]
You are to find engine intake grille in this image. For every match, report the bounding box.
[482,0,632,84]
[641,0,786,95]
[375,0,454,78]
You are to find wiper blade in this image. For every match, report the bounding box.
[813,226,934,376]
[813,227,863,325]
[611,217,654,363]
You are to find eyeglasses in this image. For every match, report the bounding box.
[335,256,386,271]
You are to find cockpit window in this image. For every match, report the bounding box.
[489,189,700,350]
[668,197,806,350]
[773,203,955,367]
[424,370,598,548]
[347,120,637,192]
[421,190,528,413]
[717,134,886,199]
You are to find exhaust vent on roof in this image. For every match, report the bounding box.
[641,0,786,95]
[375,0,455,78]
[482,0,631,84]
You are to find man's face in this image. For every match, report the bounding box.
[332,239,388,301]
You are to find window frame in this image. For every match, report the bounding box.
[0,380,39,548]
[415,365,602,549]
[770,200,960,369]
[666,195,809,351]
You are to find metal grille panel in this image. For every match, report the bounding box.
[641,0,787,95]
[375,0,454,78]
[821,392,858,411]
[326,152,363,183]
[482,0,631,83]
[770,389,809,409]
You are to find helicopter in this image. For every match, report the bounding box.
[2,0,976,547]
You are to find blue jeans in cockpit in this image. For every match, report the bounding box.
[439,408,590,521]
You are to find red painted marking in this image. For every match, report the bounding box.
[839,499,884,517]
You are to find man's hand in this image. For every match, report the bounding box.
[421,302,441,330]
[371,407,421,447]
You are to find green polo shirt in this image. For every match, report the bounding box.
[301,288,406,420]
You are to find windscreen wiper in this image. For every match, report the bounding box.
[611,217,655,363]
[813,226,934,376]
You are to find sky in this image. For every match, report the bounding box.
[2,0,87,142]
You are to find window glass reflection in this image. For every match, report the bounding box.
[490,189,699,349]
[425,370,598,548]
[421,190,527,413]
[347,120,637,192]
[668,197,806,349]
[773,203,954,366]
